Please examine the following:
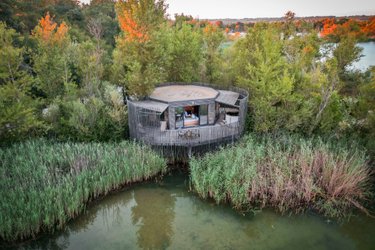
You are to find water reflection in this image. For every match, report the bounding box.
[131,188,176,249]
[2,173,375,250]
[3,228,71,250]
[70,188,134,233]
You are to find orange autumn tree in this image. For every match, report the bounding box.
[33,12,68,46]
[115,0,166,44]
[215,20,223,28]
[203,22,218,35]
[320,18,372,41]
[335,18,366,40]
[361,17,375,39]
[320,18,338,38]
[116,5,148,42]
[32,13,71,99]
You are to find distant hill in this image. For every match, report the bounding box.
[205,15,374,25]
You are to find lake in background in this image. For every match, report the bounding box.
[352,42,375,71]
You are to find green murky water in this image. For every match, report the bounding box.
[6,172,375,250]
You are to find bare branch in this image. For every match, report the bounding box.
[87,18,103,41]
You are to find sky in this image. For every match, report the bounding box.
[81,0,375,19]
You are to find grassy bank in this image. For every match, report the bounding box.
[190,134,373,219]
[0,140,167,242]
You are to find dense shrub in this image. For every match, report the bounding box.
[43,81,128,141]
[190,134,373,219]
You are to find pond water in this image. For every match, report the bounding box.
[6,171,375,250]
[351,42,375,71]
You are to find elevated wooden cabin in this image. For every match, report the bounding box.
[127,83,248,148]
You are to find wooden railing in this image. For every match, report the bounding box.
[135,121,240,146]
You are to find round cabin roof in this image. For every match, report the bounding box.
[149,85,219,103]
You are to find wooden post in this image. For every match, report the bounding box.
[168,107,175,130]
[208,103,215,125]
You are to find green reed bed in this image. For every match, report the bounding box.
[0,140,166,242]
[190,134,373,219]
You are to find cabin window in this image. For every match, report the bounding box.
[200,104,208,125]
[175,105,203,128]
[183,106,199,127]
[174,105,214,128]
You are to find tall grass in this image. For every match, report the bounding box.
[0,140,166,242]
[190,134,373,219]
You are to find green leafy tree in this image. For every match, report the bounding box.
[166,23,203,82]
[236,25,312,132]
[44,36,126,141]
[0,0,20,31]
[333,35,362,75]
[83,0,119,48]
[354,67,375,157]
[0,22,44,143]
[202,23,225,83]
[284,31,321,75]
[74,40,105,87]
